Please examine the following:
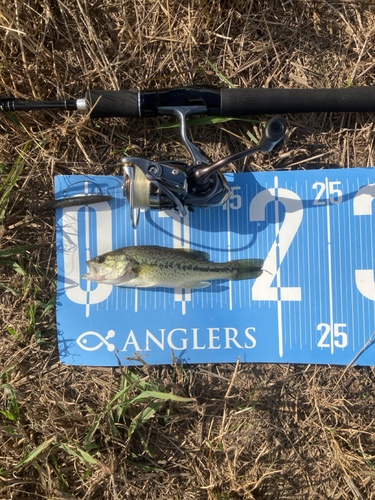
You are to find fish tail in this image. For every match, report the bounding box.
[232,258,264,280]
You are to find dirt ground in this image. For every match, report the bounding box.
[1,0,375,499]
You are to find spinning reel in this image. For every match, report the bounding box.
[122,108,287,228]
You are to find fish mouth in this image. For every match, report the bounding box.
[81,261,110,282]
[81,261,131,284]
[81,272,97,281]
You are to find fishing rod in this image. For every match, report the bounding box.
[2,86,375,227]
[3,86,375,116]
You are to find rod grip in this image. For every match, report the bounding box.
[220,87,375,115]
[85,90,139,118]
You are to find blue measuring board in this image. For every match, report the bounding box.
[55,168,375,366]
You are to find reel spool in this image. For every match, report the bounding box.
[122,157,190,228]
[123,163,150,227]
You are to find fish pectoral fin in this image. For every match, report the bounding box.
[177,249,210,260]
[183,281,211,289]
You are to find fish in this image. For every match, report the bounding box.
[81,245,263,289]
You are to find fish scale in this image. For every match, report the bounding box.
[82,245,264,289]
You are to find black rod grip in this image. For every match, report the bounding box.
[220,87,375,115]
[86,90,139,118]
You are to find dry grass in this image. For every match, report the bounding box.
[1,0,375,498]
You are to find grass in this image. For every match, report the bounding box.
[0,141,39,295]
[1,0,375,499]
[0,142,30,222]
[84,368,194,451]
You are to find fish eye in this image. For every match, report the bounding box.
[96,255,106,264]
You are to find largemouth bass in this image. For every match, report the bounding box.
[81,245,263,289]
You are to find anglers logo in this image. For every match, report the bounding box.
[77,330,116,352]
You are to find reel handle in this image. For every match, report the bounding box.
[257,115,287,152]
[192,116,287,184]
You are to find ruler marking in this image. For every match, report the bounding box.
[369,178,375,348]
[274,176,283,358]
[297,181,302,350]
[306,181,312,349]
[337,186,343,344]
[134,224,138,313]
[356,178,363,347]
[84,182,92,318]
[325,177,334,354]
[360,179,366,347]
[226,199,233,311]
[237,202,241,308]
[346,179,355,350]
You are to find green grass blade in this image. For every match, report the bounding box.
[57,442,97,466]
[0,259,25,275]
[54,401,76,418]
[158,116,260,130]
[203,55,236,88]
[75,445,97,465]
[111,390,193,411]
[0,383,19,421]
[0,410,17,420]
[123,370,152,391]
[0,365,17,381]
[106,374,150,409]
[26,303,36,329]
[244,128,259,145]
[131,390,194,403]
[0,244,38,258]
[106,385,134,409]
[108,410,120,438]
[15,437,55,468]
[0,159,23,195]
[128,400,165,437]
[0,283,20,294]
[57,442,76,457]
[3,111,24,131]
[0,142,31,221]
[36,295,57,321]
[50,454,69,492]
[2,427,22,437]
[83,414,103,447]
[137,430,155,456]
[6,327,21,340]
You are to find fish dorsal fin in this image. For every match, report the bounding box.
[177,249,210,260]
